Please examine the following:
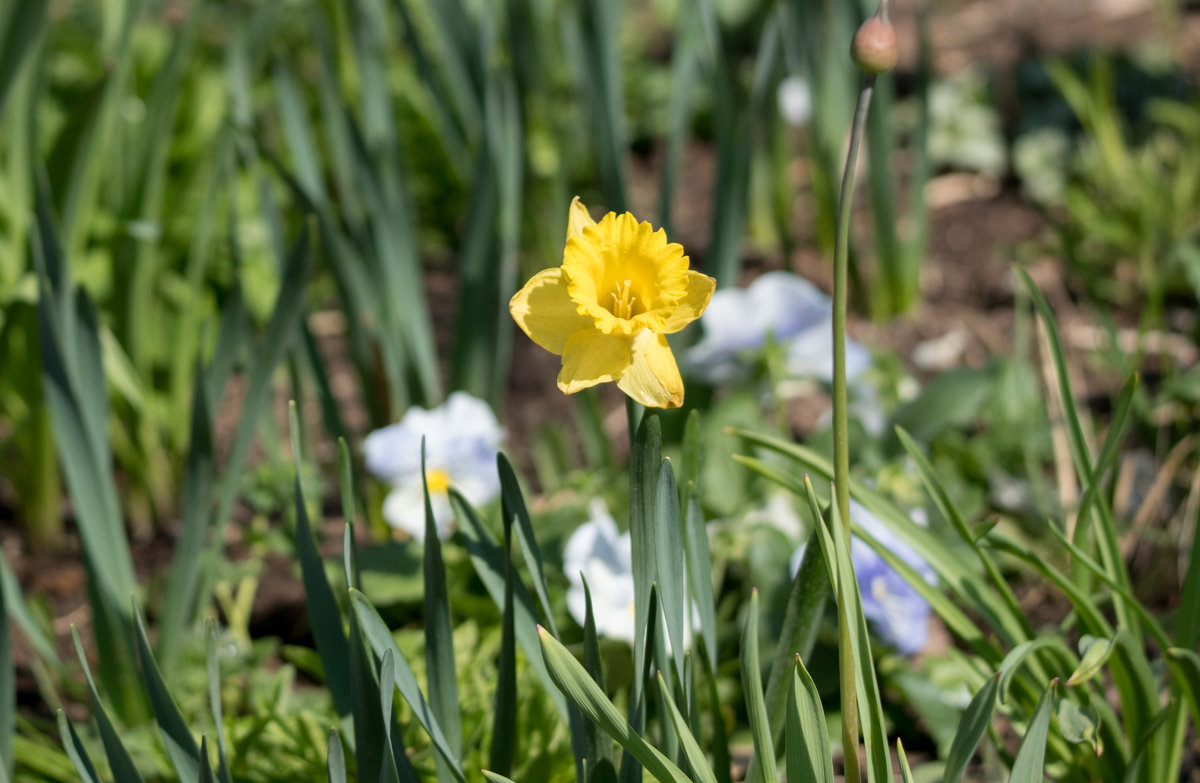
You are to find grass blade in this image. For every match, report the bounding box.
[1176,474,1200,648]
[209,222,312,563]
[70,628,144,783]
[289,404,352,722]
[655,460,687,680]
[159,365,216,666]
[327,729,346,783]
[0,0,47,117]
[134,602,201,781]
[56,712,101,783]
[683,494,718,676]
[942,673,999,783]
[804,480,892,783]
[0,557,9,782]
[630,414,662,704]
[538,627,692,783]
[1009,683,1057,783]
[0,556,57,666]
[205,623,232,783]
[740,589,777,783]
[497,454,555,631]
[488,506,518,777]
[1165,648,1200,729]
[421,443,463,777]
[785,655,834,783]
[655,673,719,783]
[377,650,403,783]
[351,590,467,782]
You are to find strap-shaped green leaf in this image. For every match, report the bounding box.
[1009,683,1057,783]
[70,627,143,783]
[421,441,463,779]
[327,729,346,783]
[205,623,232,783]
[56,711,101,783]
[655,461,687,681]
[784,655,834,783]
[655,674,718,783]
[351,591,467,782]
[942,673,999,783]
[740,590,777,783]
[290,403,352,722]
[537,627,692,783]
[134,603,200,781]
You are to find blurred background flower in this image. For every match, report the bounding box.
[363,392,505,541]
[791,500,936,655]
[683,270,872,385]
[563,500,636,644]
[777,75,813,127]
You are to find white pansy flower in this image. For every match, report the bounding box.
[363,392,504,541]
[564,500,698,649]
[564,500,637,644]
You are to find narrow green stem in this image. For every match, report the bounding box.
[833,74,876,783]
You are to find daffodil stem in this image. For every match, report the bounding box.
[832,73,876,783]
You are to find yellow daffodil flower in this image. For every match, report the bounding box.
[510,198,716,408]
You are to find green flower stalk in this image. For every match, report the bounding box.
[834,1,895,778]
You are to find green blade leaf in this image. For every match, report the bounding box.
[537,627,692,783]
[0,0,48,117]
[942,673,999,783]
[784,655,834,783]
[134,602,200,781]
[56,711,101,783]
[421,442,463,777]
[327,729,346,783]
[1009,683,1057,783]
[451,489,568,720]
[1165,648,1200,729]
[682,494,717,676]
[205,623,232,783]
[159,364,216,665]
[655,460,687,680]
[740,589,777,783]
[488,501,518,777]
[71,627,144,783]
[350,590,467,782]
[290,404,352,721]
[0,557,10,782]
[655,673,719,783]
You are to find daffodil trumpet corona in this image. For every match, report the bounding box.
[510,197,716,409]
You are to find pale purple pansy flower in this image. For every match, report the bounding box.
[683,271,872,386]
[363,392,504,541]
[791,500,936,655]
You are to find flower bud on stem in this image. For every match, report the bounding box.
[851,1,898,75]
[833,20,885,777]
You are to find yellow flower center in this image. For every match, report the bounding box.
[426,468,452,494]
[562,212,690,336]
[610,279,638,319]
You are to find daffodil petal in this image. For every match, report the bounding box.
[558,329,631,394]
[617,330,684,408]
[661,270,717,334]
[566,196,597,241]
[509,268,592,354]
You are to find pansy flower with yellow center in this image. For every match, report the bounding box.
[510,198,716,408]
